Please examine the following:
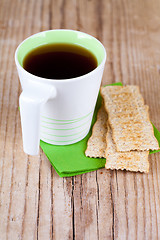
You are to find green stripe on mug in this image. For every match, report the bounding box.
[42,134,87,143]
[41,126,89,137]
[41,119,90,131]
[41,111,93,123]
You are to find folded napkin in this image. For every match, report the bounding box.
[40,82,160,177]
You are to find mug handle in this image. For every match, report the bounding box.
[19,81,57,155]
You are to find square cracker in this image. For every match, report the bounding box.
[101,85,159,152]
[85,105,108,158]
[105,126,149,173]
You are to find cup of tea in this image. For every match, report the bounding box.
[15,29,106,155]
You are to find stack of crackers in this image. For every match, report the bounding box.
[85,85,159,173]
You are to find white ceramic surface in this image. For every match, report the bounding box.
[15,30,106,155]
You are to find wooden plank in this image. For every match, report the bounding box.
[73,173,99,240]
[52,174,73,239]
[96,169,113,240]
[34,152,52,240]
[0,0,24,238]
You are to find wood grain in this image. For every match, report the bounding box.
[0,0,160,239]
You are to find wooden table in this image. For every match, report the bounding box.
[0,0,160,239]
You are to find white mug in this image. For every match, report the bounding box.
[15,30,106,155]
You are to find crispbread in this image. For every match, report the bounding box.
[85,105,108,158]
[101,85,159,152]
[105,126,149,173]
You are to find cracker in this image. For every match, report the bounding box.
[85,105,108,158]
[101,85,159,151]
[105,126,149,173]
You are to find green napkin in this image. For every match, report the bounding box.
[40,82,160,177]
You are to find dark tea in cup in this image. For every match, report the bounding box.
[23,43,98,79]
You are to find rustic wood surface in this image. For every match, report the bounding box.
[0,0,160,239]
